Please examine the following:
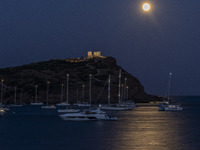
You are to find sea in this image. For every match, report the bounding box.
[0,96,200,150]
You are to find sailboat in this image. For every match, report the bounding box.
[56,83,70,106]
[59,74,117,121]
[75,81,91,107]
[11,87,23,107]
[73,88,83,106]
[100,72,135,111]
[158,73,183,111]
[73,75,92,108]
[57,74,79,113]
[117,77,135,109]
[41,81,56,109]
[31,85,43,105]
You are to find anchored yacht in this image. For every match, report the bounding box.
[59,107,117,121]
[58,108,80,113]
[101,73,135,111]
[158,73,183,111]
[41,105,56,109]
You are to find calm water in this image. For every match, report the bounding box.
[0,96,200,150]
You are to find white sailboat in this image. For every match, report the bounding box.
[116,77,135,109]
[59,74,117,121]
[31,85,43,105]
[74,85,91,107]
[58,74,79,113]
[158,73,183,111]
[56,83,70,106]
[41,81,56,109]
[72,88,82,106]
[11,87,23,107]
[101,71,135,111]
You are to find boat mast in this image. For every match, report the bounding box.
[82,85,85,102]
[108,74,111,105]
[168,73,172,103]
[66,74,69,104]
[89,74,92,106]
[1,79,4,105]
[14,86,17,105]
[124,78,127,100]
[20,90,23,105]
[121,84,123,102]
[46,81,50,105]
[76,88,79,103]
[60,84,64,103]
[35,85,38,103]
[118,69,121,103]
[126,86,129,99]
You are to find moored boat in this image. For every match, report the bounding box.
[59,107,117,121]
[76,102,91,107]
[101,73,135,111]
[56,102,70,106]
[158,73,183,111]
[41,105,56,109]
[31,102,43,105]
[100,104,133,111]
[58,108,80,113]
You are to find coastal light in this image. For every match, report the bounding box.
[142,3,151,12]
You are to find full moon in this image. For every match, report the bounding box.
[143,3,151,11]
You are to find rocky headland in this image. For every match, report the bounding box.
[0,56,160,104]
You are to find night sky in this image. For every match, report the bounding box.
[0,0,200,96]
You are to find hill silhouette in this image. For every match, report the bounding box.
[0,57,159,104]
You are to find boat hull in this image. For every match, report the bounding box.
[11,105,23,107]
[56,103,70,106]
[58,109,80,113]
[59,108,117,121]
[31,103,43,105]
[41,105,56,109]
[100,106,131,111]
[158,105,183,111]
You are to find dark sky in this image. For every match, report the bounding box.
[0,0,200,96]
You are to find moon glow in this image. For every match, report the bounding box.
[143,3,151,11]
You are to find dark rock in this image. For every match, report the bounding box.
[0,57,160,104]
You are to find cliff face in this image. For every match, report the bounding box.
[0,57,159,104]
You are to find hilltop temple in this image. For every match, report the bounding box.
[62,51,105,63]
[87,51,105,59]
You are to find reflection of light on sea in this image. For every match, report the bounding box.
[110,107,183,150]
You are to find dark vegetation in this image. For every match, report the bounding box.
[0,57,160,104]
